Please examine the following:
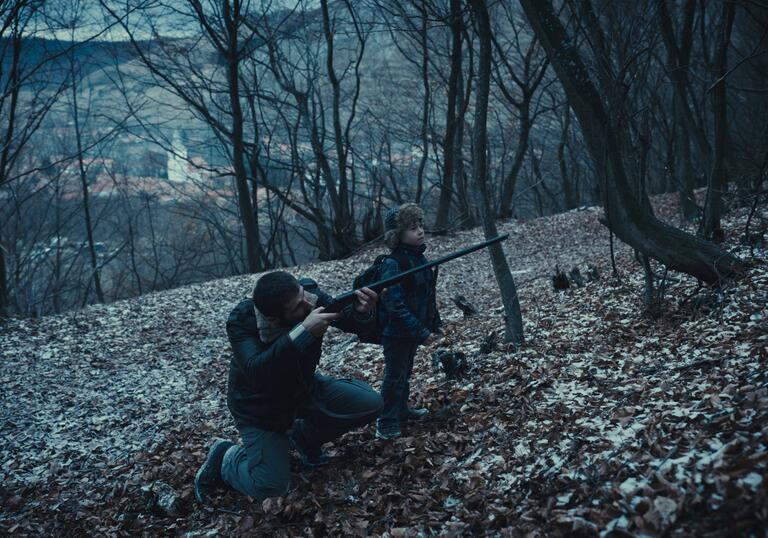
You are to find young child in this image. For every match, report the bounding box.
[376,203,441,439]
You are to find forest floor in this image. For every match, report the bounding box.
[1,192,766,537]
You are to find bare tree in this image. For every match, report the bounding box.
[470,0,524,345]
[101,0,265,273]
[658,0,700,221]
[702,1,736,241]
[67,44,105,303]
[657,0,712,169]
[517,0,744,285]
[247,0,369,259]
[491,3,549,219]
[557,103,580,210]
[319,0,365,242]
[0,1,71,315]
[434,0,464,229]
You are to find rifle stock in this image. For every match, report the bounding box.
[324,234,509,313]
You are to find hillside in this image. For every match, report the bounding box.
[1,194,766,536]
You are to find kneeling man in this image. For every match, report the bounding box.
[195,271,383,503]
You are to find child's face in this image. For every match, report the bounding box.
[401,220,425,247]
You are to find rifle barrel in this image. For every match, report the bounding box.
[328,233,509,310]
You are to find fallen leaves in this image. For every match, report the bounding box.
[1,192,766,536]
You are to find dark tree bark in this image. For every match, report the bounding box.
[670,0,700,222]
[470,0,524,345]
[0,13,22,316]
[492,9,549,220]
[657,0,712,167]
[674,91,699,222]
[320,0,355,242]
[415,3,430,204]
[518,0,743,285]
[702,1,736,241]
[497,98,529,218]
[222,0,263,273]
[559,105,579,210]
[435,0,463,230]
[0,229,7,317]
[454,29,476,229]
[71,65,105,303]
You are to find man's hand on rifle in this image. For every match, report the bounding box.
[302,307,340,338]
[353,287,378,314]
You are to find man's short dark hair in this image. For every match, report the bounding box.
[252,271,300,317]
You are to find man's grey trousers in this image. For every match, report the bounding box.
[221,374,383,500]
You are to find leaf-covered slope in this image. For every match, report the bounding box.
[1,195,766,536]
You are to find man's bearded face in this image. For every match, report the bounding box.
[278,286,313,327]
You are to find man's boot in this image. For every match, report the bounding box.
[194,438,235,503]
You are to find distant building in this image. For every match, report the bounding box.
[167,130,190,183]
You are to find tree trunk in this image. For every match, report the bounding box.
[411,3,429,203]
[71,64,105,304]
[657,0,712,167]
[560,106,578,209]
[470,0,524,345]
[498,99,530,218]
[518,0,743,285]
[224,0,262,273]
[675,92,699,222]
[319,0,369,256]
[320,0,354,245]
[454,52,475,229]
[0,26,22,316]
[53,179,63,313]
[434,0,462,230]
[702,1,736,241]
[0,229,7,317]
[668,0,699,222]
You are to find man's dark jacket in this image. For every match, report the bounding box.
[379,243,441,342]
[225,278,373,432]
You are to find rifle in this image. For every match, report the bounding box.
[324,233,509,313]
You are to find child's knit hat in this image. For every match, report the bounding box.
[384,202,424,249]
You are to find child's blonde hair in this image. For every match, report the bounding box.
[384,203,424,249]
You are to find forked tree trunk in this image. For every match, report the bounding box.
[498,99,529,219]
[320,0,355,244]
[518,0,743,285]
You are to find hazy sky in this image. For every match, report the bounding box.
[29,0,320,42]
